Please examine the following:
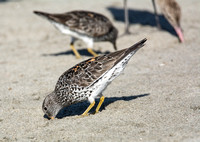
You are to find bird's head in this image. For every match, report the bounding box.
[42,91,62,119]
[164,1,184,42]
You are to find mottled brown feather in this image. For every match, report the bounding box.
[55,38,147,91]
[34,10,115,38]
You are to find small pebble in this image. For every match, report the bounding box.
[33,96,40,100]
[159,63,165,67]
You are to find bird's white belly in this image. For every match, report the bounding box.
[52,22,93,47]
[89,52,134,99]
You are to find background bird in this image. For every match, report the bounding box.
[42,38,147,119]
[33,10,118,58]
[152,0,184,42]
[122,0,184,42]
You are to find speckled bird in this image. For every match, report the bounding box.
[33,10,118,58]
[42,38,147,119]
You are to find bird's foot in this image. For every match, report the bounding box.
[81,113,89,117]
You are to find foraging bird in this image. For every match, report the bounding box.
[33,10,118,58]
[42,38,147,119]
[122,0,184,42]
[152,0,184,42]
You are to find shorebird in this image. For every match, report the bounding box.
[152,0,184,42]
[122,0,184,42]
[33,10,118,58]
[42,38,147,119]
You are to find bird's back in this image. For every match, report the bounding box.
[55,38,147,92]
[34,10,117,38]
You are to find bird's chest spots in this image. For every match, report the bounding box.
[68,86,93,103]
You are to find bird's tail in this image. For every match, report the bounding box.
[33,11,52,20]
[113,38,147,66]
[125,38,147,55]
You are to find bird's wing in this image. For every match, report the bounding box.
[55,55,118,90]
[55,38,147,91]
[39,10,114,37]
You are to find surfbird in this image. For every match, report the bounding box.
[33,10,118,58]
[42,38,147,119]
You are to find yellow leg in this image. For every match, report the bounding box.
[95,96,105,113]
[70,44,81,59]
[87,48,98,57]
[82,101,95,116]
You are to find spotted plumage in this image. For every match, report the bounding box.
[42,38,147,119]
[33,10,118,58]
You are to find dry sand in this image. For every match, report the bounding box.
[0,0,200,141]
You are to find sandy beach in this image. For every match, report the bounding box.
[0,0,200,141]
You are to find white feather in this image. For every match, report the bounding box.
[88,51,136,103]
[52,22,94,48]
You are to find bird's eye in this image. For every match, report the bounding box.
[44,107,47,111]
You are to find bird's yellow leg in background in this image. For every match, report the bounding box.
[82,101,95,116]
[70,44,81,59]
[87,48,98,57]
[95,96,105,113]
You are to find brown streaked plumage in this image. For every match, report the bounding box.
[33,10,118,58]
[42,38,147,119]
[153,0,184,42]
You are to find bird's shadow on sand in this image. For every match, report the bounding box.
[42,49,110,57]
[47,93,150,119]
[0,0,21,2]
[107,7,177,37]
